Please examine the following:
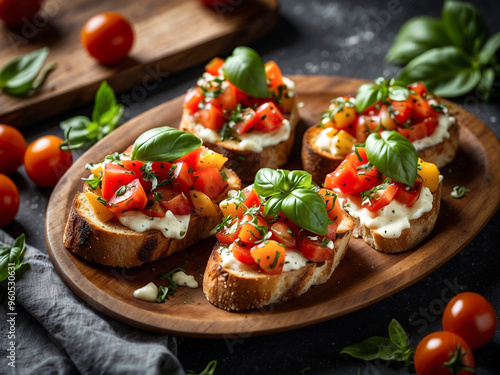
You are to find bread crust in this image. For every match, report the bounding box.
[417,121,459,169]
[203,214,354,311]
[63,168,241,268]
[179,97,300,182]
[351,183,442,253]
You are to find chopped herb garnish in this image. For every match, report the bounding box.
[451,185,470,199]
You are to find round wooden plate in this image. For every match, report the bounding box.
[46,75,500,338]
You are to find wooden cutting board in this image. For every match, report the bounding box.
[0,0,278,127]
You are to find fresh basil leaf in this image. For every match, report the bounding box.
[442,0,489,54]
[254,168,289,197]
[388,319,410,350]
[92,81,118,124]
[386,16,453,65]
[223,46,271,98]
[98,105,124,140]
[0,234,27,282]
[131,126,202,162]
[365,131,418,186]
[479,31,500,65]
[340,337,399,361]
[263,193,286,219]
[60,116,93,146]
[355,83,382,113]
[397,46,481,97]
[287,170,313,190]
[0,47,50,96]
[388,85,409,101]
[282,189,328,235]
[477,67,495,101]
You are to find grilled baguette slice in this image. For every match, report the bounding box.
[63,168,241,268]
[179,97,300,182]
[350,183,442,254]
[203,213,354,311]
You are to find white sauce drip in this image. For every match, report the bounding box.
[172,271,198,289]
[340,186,434,239]
[133,282,158,302]
[117,211,190,239]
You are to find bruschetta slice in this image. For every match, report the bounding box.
[203,168,354,311]
[63,126,241,268]
[179,47,299,182]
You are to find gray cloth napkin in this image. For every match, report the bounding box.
[0,230,186,375]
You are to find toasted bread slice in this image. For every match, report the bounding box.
[63,168,241,268]
[179,97,300,182]
[350,183,442,254]
[416,120,459,169]
[202,213,354,311]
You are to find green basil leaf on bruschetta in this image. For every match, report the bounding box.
[282,189,328,235]
[131,126,202,162]
[365,131,418,187]
[254,168,289,197]
[354,82,382,113]
[223,46,271,98]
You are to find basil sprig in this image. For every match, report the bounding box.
[340,319,413,366]
[222,46,271,98]
[0,234,27,282]
[387,1,500,100]
[60,81,124,150]
[0,47,56,97]
[254,169,328,235]
[131,126,202,162]
[355,77,409,113]
[365,131,418,187]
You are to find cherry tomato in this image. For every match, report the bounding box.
[24,135,72,187]
[0,124,27,175]
[81,12,134,65]
[0,174,19,227]
[270,221,296,248]
[0,0,42,27]
[414,331,474,375]
[443,292,497,350]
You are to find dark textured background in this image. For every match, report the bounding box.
[4,0,500,373]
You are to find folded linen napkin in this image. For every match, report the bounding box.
[0,230,186,375]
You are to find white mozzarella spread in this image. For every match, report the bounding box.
[133,282,158,302]
[172,271,199,289]
[412,114,455,151]
[340,187,434,239]
[315,127,347,156]
[117,211,190,239]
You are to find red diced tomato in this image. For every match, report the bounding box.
[397,122,428,142]
[143,191,167,218]
[101,163,136,200]
[238,214,267,244]
[423,116,438,136]
[362,183,399,212]
[174,147,202,171]
[184,87,204,114]
[297,229,334,262]
[170,162,194,192]
[212,82,238,111]
[255,102,285,132]
[216,219,242,245]
[408,82,427,97]
[231,241,256,265]
[192,167,228,199]
[318,188,344,223]
[250,240,285,274]
[326,223,338,241]
[163,192,191,215]
[410,94,437,122]
[270,221,296,248]
[243,188,261,208]
[395,182,422,207]
[265,61,284,96]
[355,115,380,143]
[390,100,412,126]
[233,108,259,135]
[205,57,224,76]
[196,102,224,130]
[107,178,147,214]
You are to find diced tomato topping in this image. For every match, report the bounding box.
[390,101,412,126]
[107,178,148,214]
[318,188,344,223]
[231,241,256,265]
[326,222,338,241]
[216,219,241,245]
[196,102,224,130]
[361,183,399,212]
[355,115,381,142]
[192,167,228,200]
[232,108,259,135]
[163,192,191,215]
[265,61,284,96]
[250,240,285,274]
[238,214,267,244]
[211,82,238,112]
[410,94,437,122]
[395,182,422,207]
[170,162,194,193]
[378,104,397,131]
[270,221,296,248]
[242,188,261,209]
[101,163,136,200]
[205,57,224,76]
[254,102,284,132]
[397,122,428,142]
[297,229,334,262]
[143,191,167,218]
[409,82,427,97]
[174,147,201,171]
[184,87,204,114]
[422,116,438,136]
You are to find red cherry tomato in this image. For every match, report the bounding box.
[81,12,134,65]
[0,174,19,227]
[443,292,497,350]
[0,124,27,175]
[414,331,474,375]
[24,135,72,187]
[0,0,43,27]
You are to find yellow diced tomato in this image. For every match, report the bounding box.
[219,197,244,218]
[85,191,113,222]
[197,148,228,170]
[417,158,440,192]
[250,240,286,275]
[332,130,357,155]
[189,190,219,217]
[332,104,356,129]
[90,163,103,177]
[318,188,344,223]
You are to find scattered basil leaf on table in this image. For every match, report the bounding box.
[254,168,328,235]
[223,46,271,98]
[131,126,202,162]
[0,234,27,282]
[340,319,414,366]
[387,1,500,101]
[0,47,56,97]
[365,131,418,187]
[60,81,124,150]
